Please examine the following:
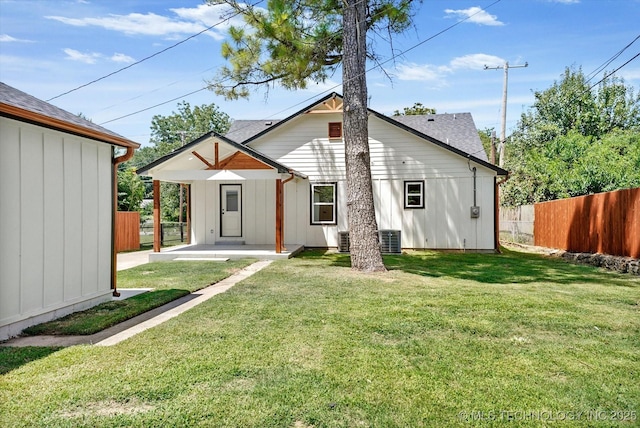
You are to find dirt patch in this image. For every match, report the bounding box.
[58,398,155,418]
[504,243,640,276]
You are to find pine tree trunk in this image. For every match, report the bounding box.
[342,0,386,272]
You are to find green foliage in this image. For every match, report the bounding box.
[208,0,416,99]
[392,102,436,116]
[127,101,231,220]
[478,127,495,162]
[117,167,145,211]
[147,101,231,153]
[503,67,640,206]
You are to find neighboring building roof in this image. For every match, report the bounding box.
[226,120,281,143]
[0,82,139,149]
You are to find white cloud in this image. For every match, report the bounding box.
[444,7,504,26]
[110,53,135,63]
[395,54,506,84]
[0,34,33,43]
[395,62,450,83]
[45,4,241,40]
[450,54,505,70]
[63,48,101,64]
[618,68,640,82]
[170,4,244,36]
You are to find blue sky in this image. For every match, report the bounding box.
[1,0,639,146]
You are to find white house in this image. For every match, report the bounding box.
[137,93,507,259]
[0,82,139,340]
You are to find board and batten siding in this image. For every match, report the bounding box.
[191,179,278,245]
[0,117,113,337]
[252,113,497,250]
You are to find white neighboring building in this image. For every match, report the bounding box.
[0,82,139,340]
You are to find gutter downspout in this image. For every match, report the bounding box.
[112,147,135,297]
[494,173,511,253]
[278,172,296,252]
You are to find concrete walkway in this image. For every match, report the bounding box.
[1,260,273,348]
[117,249,153,271]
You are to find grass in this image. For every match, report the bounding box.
[0,347,62,375]
[0,249,638,427]
[21,259,253,336]
[21,289,190,336]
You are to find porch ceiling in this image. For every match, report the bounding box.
[138,133,306,180]
[150,168,284,182]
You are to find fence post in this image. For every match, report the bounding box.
[180,222,184,242]
[160,223,164,246]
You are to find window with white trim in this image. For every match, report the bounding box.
[311,183,337,224]
[404,181,424,208]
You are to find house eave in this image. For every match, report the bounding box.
[0,102,140,149]
[136,131,306,179]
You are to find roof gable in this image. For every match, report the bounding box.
[225,92,505,175]
[136,131,304,177]
[0,82,139,148]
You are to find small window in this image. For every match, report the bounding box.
[328,122,342,139]
[404,181,424,209]
[311,183,337,224]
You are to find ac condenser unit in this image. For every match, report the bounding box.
[338,231,350,252]
[379,230,401,254]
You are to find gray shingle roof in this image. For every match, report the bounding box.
[225,111,487,162]
[225,119,281,143]
[0,82,136,146]
[392,113,488,161]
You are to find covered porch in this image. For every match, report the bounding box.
[148,243,305,261]
[137,131,307,260]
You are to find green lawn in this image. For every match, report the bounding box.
[21,260,253,336]
[1,249,638,427]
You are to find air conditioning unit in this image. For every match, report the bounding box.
[379,230,401,254]
[338,231,350,252]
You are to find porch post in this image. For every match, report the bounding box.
[153,179,161,252]
[186,183,191,245]
[275,179,283,253]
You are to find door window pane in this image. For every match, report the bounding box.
[226,191,239,211]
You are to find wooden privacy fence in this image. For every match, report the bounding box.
[115,211,140,252]
[534,188,640,258]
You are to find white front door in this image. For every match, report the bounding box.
[221,184,242,237]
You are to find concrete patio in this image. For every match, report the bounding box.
[148,243,305,262]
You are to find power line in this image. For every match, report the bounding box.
[99,0,502,128]
[588,51,640,91]
[585,33,640,84]
[47,1,264,102]
[99,87,208,125]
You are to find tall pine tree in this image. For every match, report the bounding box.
[208,0,417,271]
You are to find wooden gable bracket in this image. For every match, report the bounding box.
[218,151,272,170]
[307,97,343,114]
[191,150,214,169]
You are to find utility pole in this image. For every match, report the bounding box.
[484,61,528,167]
